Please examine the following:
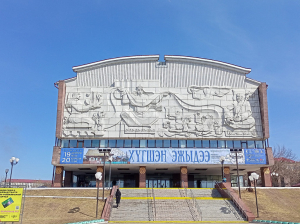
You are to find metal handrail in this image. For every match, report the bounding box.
[215,181,246,220]
[152,187,156,221]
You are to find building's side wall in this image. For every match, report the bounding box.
[258,82,270,140]
[56,81,66,138]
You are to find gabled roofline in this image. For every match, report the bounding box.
[164,55,251,74]
[72,55,160,73]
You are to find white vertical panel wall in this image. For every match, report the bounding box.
[76,60,250,88]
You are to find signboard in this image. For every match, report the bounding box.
[244,149,267,164]
[0,188,23,222]
[60,148,84,164]
[60,148,266,165]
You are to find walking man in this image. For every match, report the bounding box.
[116,188,121,208]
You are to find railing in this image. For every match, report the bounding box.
[190,189,202,221]
[147,188,154,221]
[152,187,156,221]
[101,185,118,221]
[215,181,247,220]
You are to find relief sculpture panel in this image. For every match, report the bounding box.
[62,80,263,139]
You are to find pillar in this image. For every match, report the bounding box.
[260,167,272,187]
[96,166,104,187]
[64,171,73,187]
[53,166,64,187]
[224,167,231,183]
[139,166,146,188]
[247,172,254,187]
[180,166,188,188]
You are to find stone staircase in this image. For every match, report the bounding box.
[109,188,246,222]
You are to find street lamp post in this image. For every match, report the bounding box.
[231,149,242,199]
[98,148,111,201]
[249,172,259,218]
[95,172,102,218]
[9,157,19,187]
[4,169,9,187]
[108,155,113,188]
[219,156,225,180]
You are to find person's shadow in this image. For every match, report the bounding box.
[68,207,95,218]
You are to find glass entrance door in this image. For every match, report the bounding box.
[146,179,170,188]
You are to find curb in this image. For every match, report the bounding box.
[253,220,300,224]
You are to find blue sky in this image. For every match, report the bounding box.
[1,1,300,180]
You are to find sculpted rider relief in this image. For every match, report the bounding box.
[62,80,262,139]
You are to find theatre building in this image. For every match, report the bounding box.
[52,55,273,188]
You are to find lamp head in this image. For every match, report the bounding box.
[219,156,225,162]
[249,176,254,181]
[11,157,16,161]
[251,172,259,180]
[95,172,102,180]
[15,158,19,163]
[5,169,9,173]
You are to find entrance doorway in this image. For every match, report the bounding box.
[146,179,170,188]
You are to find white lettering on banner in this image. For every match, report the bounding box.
[126,148,222,164]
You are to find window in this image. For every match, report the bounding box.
[171,140,178,148]
[202,140,209,148]
[124,140,131,148]
[148,140,155,148]
[61,140,69,148]
[156,140,163,148]
[255,141,264,149]
[84,140,91,148]
[187,140,194,148]
[218,140,226,148]
[100,140,108,148]
[92,140,100,148]
[247,141,255,149]
[179,140,186,148]
[77,140,84,148]
[195,140,201,148]
[140,140,147,148]
[116,140,124,147]
[234,141,241,149]
[109,140,116,147]
[132,140,140,148]
[70,140,77,148]
[163,140,170,148]
[226,141,233,149]
[210,140,217,148]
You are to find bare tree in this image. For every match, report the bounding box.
[271,145,300,186]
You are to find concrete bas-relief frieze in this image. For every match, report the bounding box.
[62,80,262,139]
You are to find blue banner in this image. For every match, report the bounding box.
[60,148,84,164]
[244,148,266,164]
[59,148,266,165]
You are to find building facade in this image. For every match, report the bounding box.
[52,55,273,188]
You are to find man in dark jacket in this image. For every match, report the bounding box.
[116,189,121,208]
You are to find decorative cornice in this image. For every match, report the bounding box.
[72,55,160,73]
[164,55,251,74]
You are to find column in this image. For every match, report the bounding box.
[96,166,104,187]
[260,167,272,187]
[64,171,73,187]
[224,167,231,183]
[139,166,146,188]
[53,166,64,187]
[180,166,188,188]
